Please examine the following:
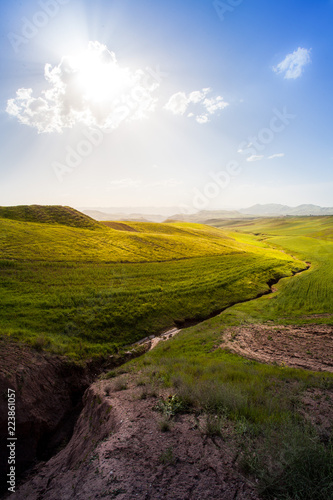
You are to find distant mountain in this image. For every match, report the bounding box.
[79,206,182,219]
[165,210,246,224]
[239,204,333,216]
[0,205,101,229]
[165,204,333,224]
[82,210,162,222]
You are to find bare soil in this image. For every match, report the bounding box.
[11,378,259,500]
[0,338,148,497]
[222,323,333,372]
[3,322,333,499]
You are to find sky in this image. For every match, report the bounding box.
[1,0,333,213]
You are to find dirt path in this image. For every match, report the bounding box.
[222,324,333,372]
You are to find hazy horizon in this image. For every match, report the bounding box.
[1,1,333,211]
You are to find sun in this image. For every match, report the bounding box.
[68,43,127,103]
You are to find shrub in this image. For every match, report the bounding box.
[155,395,184,419]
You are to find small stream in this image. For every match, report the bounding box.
[3,262,310,496]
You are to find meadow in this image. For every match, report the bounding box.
[212,216,333,324]
[0,207,304,358]
[119,215,333,499]
[2,207,333,498]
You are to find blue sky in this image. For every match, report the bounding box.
[1,0,333,212]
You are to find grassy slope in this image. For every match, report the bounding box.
[122,216,333,499]
[2,209,332,497]
[0,209,304,358]
[212,217,333,324]
[0,218,255,262]
[0,205,101,229]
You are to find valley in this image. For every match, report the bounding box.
[0,206,332,499]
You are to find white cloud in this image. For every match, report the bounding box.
[203,96,229,114]
[163,92,189,115]
[237,142,252,154]
[247,155,264,162]
[164,87,228,123]
[6,41,159,133]
[268,153,285,159]
[273,47,311,79]
[188,90,206,104]
[196,115,209,124]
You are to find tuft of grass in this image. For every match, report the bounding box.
[159,447,175,465]
[104,385,112,396]
[252,430,333,500]
[112,377,128,391]
[138,388,148,400]
[31,334,50,352]
[102,371,117,380]
[158,418,171,432]
[204,414,224,437]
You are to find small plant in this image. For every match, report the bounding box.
[155,394,184,419]
[159,447,175,465]
[159,418,171,432]
[235,416,248,436]
[139,388,148,400]
[110,488,127,498]
[32,335,49,352]
[113,377,127,391]
[104,385,112,396]
[204,414,223,437]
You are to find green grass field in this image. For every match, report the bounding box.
[211,217,333,324]
[2,206,333,498]
[0,207,250,263]
[0,206,304,358]
[119,215,333,499]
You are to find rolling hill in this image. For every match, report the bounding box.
[0,205,304,358]
[0,205,101,229]
[0,207,256,262]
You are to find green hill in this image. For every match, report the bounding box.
[0,205,101,229]
[0,205,304,358]
[209,216,333,323]
[0,215,259,262]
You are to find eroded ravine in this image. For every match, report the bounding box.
[1,261,311,497]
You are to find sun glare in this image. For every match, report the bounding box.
[68,46,126,103]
